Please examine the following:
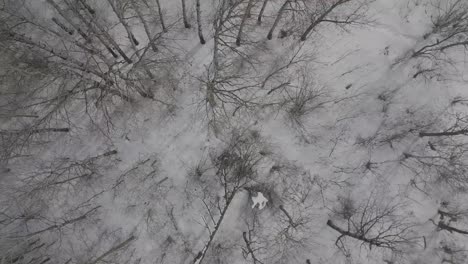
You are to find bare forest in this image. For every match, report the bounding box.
[2,0,468,263]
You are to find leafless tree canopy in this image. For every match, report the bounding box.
[3,0,468,264]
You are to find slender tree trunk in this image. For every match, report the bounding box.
[192,194,235,264]
[111,1,156,98]
[154,0,168,32]
[107,0,139,46]
[246,0,253,18]
[46,0,89,41]
[213,10,222,79]
[300,0,345,41]
[437,222,468,235]
[327,220,383,247]
[77,0,96,14]
[51,17,74,35]
[69,4,119,58]
[38,20,101,57]
[181,0,191,28]
[132,2,158,52]
[267,0,289,40]
[257,0,268,25]
[196,0,205,44]
[419,129,468,137]
[7,31,104,77]
[0,127,70,135]
[236,0,255,46]
[88,236,136,264]
[12,206,100,238]
[70,0,133,63]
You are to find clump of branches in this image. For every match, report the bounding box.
[328,193,419,254]
[266,0,373,41]
[402,112,468,192]
[0,150,118,239]
[199,0,325,132]
[414,0,468,58]
[0,0,175,145]
[436,240,468,264]
[282,71,328,131]
[0,149,154,264]
[354,105,434,150]
[299,0,373,41]
[430,204,468,236]
[410,0,468,77]
[199,0,270,130]
[20,150,118,200]
[0,237,52,264]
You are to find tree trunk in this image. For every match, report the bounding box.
[107,0,139,46]
[437,222,468,235]
[3,127,70,135]
[51,17,74,35]
[71,0,133,63]
[77,0,96,15]
[154,0,168,32]
[192,193,236,264]
[236,0,255,46]
[267,0,289,40]
[88,235,135,264]
[73,8,120,59]
[327,220,384,248]
[181,0,191,28]
[46,0,89,41]
[196,0,205,44]
[419,130,468,137]
[132,1,158,52]
[300,0,345,41]
[7,31,108,78]
[257,0,268,25]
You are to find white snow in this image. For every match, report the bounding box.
[3,0,468,263]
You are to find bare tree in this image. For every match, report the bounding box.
[106,0,139,46]
[45,0,90,41]
[413,0,468,58]
[282,70,328,129]
[196,0,206,44]
[401,110,468,192]
[431,208,468,235]
[51,17,74,35]
[132,0,158,52]
[236,0,255,46]
[300,0,370,41]
[86,235,136,264]
[46,0,118,59]
[191,130,264,264]
[0,0,166,163]
[257,0,269,25]
[154,0,168,32]
[0,238,51,264]
[62,0,133,62]
[18,150,117,199]
[328,193,418,253]
[200,0,267,131]
[267,0,290,40]
[181,0,191,28]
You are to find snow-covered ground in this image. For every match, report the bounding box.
[2,0,468,263]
